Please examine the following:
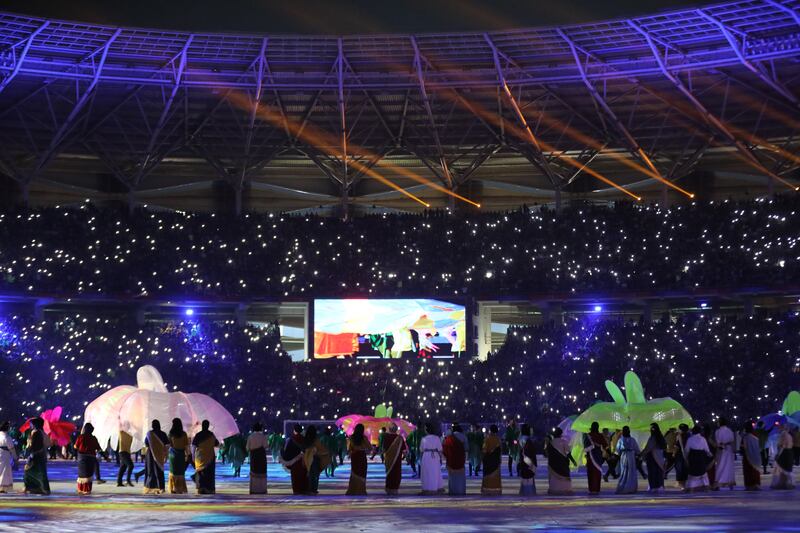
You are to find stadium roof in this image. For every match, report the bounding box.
[0,0,799,213]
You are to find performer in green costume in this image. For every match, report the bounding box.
[467,424,484,477]
[504,420,521,477]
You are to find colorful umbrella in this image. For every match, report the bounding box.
[336,404,416,445]
[19,406,77,447]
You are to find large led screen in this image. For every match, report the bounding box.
[313,299,466,359]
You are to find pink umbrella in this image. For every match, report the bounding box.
[20,406,77,447]
[336,415,416,445]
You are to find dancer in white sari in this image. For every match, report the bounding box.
[419,423,445,494]
[714,418,736,489]
[0,422,18,493]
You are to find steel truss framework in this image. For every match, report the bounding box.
[0,0,799,212]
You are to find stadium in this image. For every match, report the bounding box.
[0,0,798,531]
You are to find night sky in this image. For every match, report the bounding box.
[1,0,704,34]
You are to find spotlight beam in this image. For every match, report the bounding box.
[557,28,694,199]
[630,20,799,192]
[443,85,641,200]
[427,48,639,200]
[226,91,431,208]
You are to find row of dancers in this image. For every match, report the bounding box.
[0,417,795,496]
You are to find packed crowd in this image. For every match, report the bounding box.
[1,312,797,435]
[1,196,799,299]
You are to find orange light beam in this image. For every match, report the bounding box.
[227,91,432,208]
[629,20,798,192]
[481,37,689,197]
[626,82,798,190]
[447,83,640,200]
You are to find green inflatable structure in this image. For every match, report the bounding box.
[572,371,694,434]
[782,390,800,417]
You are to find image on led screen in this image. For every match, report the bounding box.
[313,299,466,359]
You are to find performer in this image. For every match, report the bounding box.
[382,424,407,495]
[467,424,483,477]
[740,421,762,491]
[583,421,607,495]
[346,424,371,496]
[663,427,677,479]
[603,429,622,482]
[518,424,537,496]
[641,422,666,493]
[442,423,467,496]
[0,422,17,493]
[268,429,284,464]
[24,418,51,495]
[419,423,444,495]
[755,420,770,474]
[546,427,576,495]
[504,420,520,476]
[703,424,718,490]
[481,424,503,495]
[75,423,103,495]
[143,420,169,495]
[405,425,421,477]
[615,426,640,494]
[116,424,134,487]
[336,428,347,468]
[685,425,713,493]
[794,427,800,468]
[320,427,337,478]
[674,424,690,489]
[714,417,736,489]
[375,427,387,464]
[223,433,247,478]
[167,418,191,494]
[303,425,331,495]
[770,423,795,490]
[281,424,308,495]
[93,438,108,485]
[192,420,219,495]
[246,422,268,494]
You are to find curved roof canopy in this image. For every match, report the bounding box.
[0,0,799,212]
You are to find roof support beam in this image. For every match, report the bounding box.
[698,10,799,108]
[336,38,349,210]
[302,148,344,186]
[293,60,340,146]
[410,36,453,189]
[238,37,268,194]
[29,28,121,183]
[484,33,562,188]
[348,145,392,186]
[0,21,50,95]
[628,20,798,193]
[565,146,605,186]
[342,58,398,145]
[456,144,501,187]
[557,28,666,183]
[763,0,800,28]
[132,34,194,187]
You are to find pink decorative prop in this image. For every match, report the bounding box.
[83,365,239,453]
[336,415,416,446]
[19,406,77,447]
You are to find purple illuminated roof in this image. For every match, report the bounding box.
[0,0,798,211]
